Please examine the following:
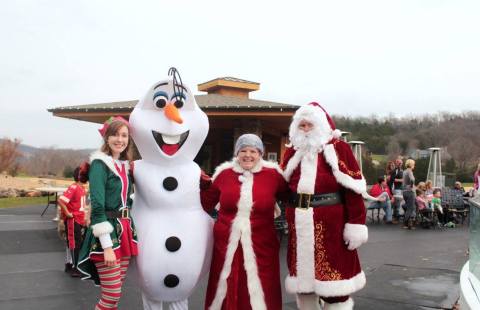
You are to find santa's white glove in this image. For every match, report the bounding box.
[343,223,368,251]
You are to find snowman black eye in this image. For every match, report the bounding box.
[154,97,167,108]
[174,100,184,108]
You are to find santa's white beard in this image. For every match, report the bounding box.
[289,125,332,153]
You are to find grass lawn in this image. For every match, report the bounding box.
[371,154,387,162]
[0,196,46,208]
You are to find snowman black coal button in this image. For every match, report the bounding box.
[165,236,181,252]
[163,177,178,191]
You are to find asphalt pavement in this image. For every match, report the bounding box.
[0,204,468,309]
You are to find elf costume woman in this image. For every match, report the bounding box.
[77,116,138,310]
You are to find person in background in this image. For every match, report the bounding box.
[454,181,464,192]
[57,164,89,277]
[77,116,138,310]
[386,160,395,189]
[431,188,444,223]
[417,181,426,192]
[389,157,404,222]
[369,176,394,224]
[425,180,434,200]
[402,159,416,229]
[474,163,480,194]
[416,189,434,227]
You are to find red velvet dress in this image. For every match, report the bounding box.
[201,160,289,310]
[282,139,367,297]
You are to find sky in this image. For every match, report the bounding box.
[1,0,479,149]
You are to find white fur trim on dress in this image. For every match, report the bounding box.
[343,223,368,250]
[91,221,114,237]
[212,158,282,181]
[294,207,316,293]
[324,297,354,310]
[323,144,367,195]
[285,271,366,297]
[208,169,267,310]
[90,150,130,179]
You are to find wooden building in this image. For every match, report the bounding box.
[48,77,299,173]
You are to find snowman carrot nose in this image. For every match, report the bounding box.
[164,103,183,124]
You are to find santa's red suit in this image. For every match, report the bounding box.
[201,159,289,310]
[282,103,368,310]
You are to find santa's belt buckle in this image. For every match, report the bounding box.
[121,208,129,218]
[298,194,312,209]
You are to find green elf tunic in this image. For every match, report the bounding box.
[78,151,138,285]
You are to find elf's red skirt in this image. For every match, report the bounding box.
[90,218,138,262]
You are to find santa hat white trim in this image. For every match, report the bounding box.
[208,166,267,310]
[285,271,366,297]
[288,104,342,149]
[324,297,354,310]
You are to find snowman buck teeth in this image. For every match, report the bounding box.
[152,130,190,156]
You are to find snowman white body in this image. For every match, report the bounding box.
[130,78,213,308]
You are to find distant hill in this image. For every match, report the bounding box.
[17,143,39,155]
[1,138,95,176]
[0,139,94,159]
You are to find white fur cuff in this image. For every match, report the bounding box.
[92,221,114,237]
[343,223,368,251]
[99,233,113,249]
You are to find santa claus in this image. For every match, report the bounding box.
[281,102,368,310]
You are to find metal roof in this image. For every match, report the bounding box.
[48,94,299,112]
[198,77,259,85]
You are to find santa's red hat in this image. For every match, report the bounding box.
[289,102,342,141]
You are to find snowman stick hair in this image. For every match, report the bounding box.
[168,67,185,102]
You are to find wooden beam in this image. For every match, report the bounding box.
[206,111,294,117]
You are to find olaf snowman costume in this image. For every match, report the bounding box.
[130,71,213,310]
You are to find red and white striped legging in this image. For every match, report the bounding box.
[94,257,130,310]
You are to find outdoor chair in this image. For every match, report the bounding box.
[416,204,440,229]
[441,187,470,225]
[366,203,383,224]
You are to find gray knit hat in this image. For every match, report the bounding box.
[234,134,264,155]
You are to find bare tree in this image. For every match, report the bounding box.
[0,138,22,175]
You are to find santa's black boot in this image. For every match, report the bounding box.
[322,296,353,310]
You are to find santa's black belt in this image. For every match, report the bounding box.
[289,192,342,209]
[105,209,130,219]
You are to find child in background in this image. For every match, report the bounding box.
[431,188,443,214]
[425,180,434,200]
[430,188,446,225]
[416,189,433,227]
[58,163,89,277]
